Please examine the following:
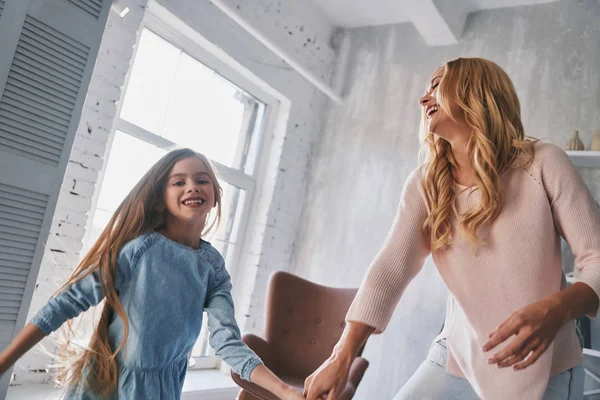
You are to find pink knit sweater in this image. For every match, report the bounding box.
[346,143,600,400]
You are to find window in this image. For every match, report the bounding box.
[83,28,270,368]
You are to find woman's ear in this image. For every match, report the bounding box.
[156,201,166,213]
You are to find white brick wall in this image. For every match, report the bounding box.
[13,0,338,384]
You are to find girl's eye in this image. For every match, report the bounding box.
[432,82,439,90]
[198,180,210,185]
[173,181,185,186]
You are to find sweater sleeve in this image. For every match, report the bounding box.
[346,168,431,332]
[539,144,600,318]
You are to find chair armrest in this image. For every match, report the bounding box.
[231,334,281,400]
[336,357,369,400]
[348,356,369,388]
[242,333,276,369]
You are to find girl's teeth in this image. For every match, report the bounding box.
[184,200,204,205]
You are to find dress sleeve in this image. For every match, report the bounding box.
[30,239,140,335]
[346,168,432,332]
[204,258,262,381]
[540,144,600,317]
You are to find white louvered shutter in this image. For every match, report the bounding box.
[0,0,111,397]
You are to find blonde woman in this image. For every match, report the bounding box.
[303,58,600,400]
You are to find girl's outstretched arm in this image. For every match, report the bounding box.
[250,364,305,400]
[205,259,303,399]
[0,240,140,378]
[0,323,46,376]
[0,269,107,379]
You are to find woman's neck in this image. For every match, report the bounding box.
[449,138,476,187]
[160,217,206,249]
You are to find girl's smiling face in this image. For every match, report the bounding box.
[162,156,216,226]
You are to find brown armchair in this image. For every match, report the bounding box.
[231,271,369,400]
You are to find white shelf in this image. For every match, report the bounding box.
[584,348,600,358]
[566,150,600,168]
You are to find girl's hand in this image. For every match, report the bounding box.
[0,355,10,377]
[0,323,47,378]
[249,364,306,399]
[482,296,567,371]
[280,384,306,400]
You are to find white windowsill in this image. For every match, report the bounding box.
[6,369,239,400]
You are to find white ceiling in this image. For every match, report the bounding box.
[309,0,411,28]
[311,0,561,28]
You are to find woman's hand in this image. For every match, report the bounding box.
[483,282,598,371]
[304,322,374,400]
[303,353,351,400]
[482,296,568,371]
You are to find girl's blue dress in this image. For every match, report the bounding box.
[31,232,262,399]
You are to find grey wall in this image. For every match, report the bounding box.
[291,0,600,398]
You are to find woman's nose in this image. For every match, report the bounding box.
[420,94,431,106]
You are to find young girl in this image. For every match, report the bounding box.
[0,148,304,400]
[304,58,599,400]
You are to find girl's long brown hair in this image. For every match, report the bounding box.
[54,148,222,396]
[421,58,537,251]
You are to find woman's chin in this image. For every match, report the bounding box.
[429,124,457,143]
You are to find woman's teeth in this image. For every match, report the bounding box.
[427,105,439,117]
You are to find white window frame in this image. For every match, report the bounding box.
[84,5,280,370]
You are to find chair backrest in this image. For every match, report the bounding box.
[264,271,358,379]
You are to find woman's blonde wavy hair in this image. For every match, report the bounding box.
[421,57,537,251]
[54,148,222,397]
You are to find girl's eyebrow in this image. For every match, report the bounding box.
[168,172,210,179]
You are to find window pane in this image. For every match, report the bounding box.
[83,132,166,253]
[161,53,247,168]
[119,29,181,134]
[191,311,212,358]
[96,131,166,212]
[208,181,246,267]
[243,102,266,176]
[120,28,267,172]
[82,28,261,368]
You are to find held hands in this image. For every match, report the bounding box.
[279,385,307,400]
[482,296,568,371]
[303,351,351,400]
[249,364,306,400]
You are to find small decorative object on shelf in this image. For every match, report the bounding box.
[591,130,600,151]
[564,129,584,151]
